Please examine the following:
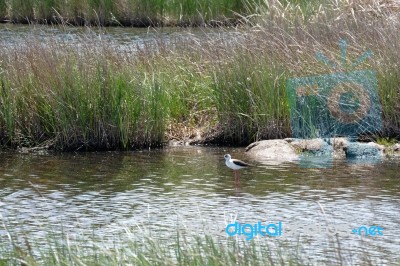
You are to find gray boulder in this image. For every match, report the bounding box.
[288,138,333,155]
[343,142,384,158]
[245,139,299,162]
[245,138,394,164]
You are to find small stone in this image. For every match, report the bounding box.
[344,142,383,158]
[393,143,400,151]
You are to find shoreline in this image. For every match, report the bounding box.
[0,18,244,28]
[10,136,400,155]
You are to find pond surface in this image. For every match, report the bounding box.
[0,23,240,50]
[0,147,399,264]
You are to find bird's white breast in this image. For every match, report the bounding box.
[225,159,244,170]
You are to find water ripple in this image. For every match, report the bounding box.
[0,147,399,263]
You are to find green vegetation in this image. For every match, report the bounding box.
[0,0,262,26]
[0,225,373,265]
[0,0,399,150]
[377,137,398,147]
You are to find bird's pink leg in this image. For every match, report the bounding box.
[234,170,240,185]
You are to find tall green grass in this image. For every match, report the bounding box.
[0,0,6,21]
[0,0,399,150]
[210,54,290,145]
[0,0,263,26]
[0,225,378,265]
[0,43,174,150]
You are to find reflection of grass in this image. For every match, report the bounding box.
[0,1,400,150]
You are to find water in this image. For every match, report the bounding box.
[0,23,165,44]
[0,23,242,50]
[0,147,399,264]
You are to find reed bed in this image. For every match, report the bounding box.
[0,224,376,266]
[0,0,399,150]
[0,234,303,266]
[0,0,261,26]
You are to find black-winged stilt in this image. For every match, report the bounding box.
[224,154,250,183]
